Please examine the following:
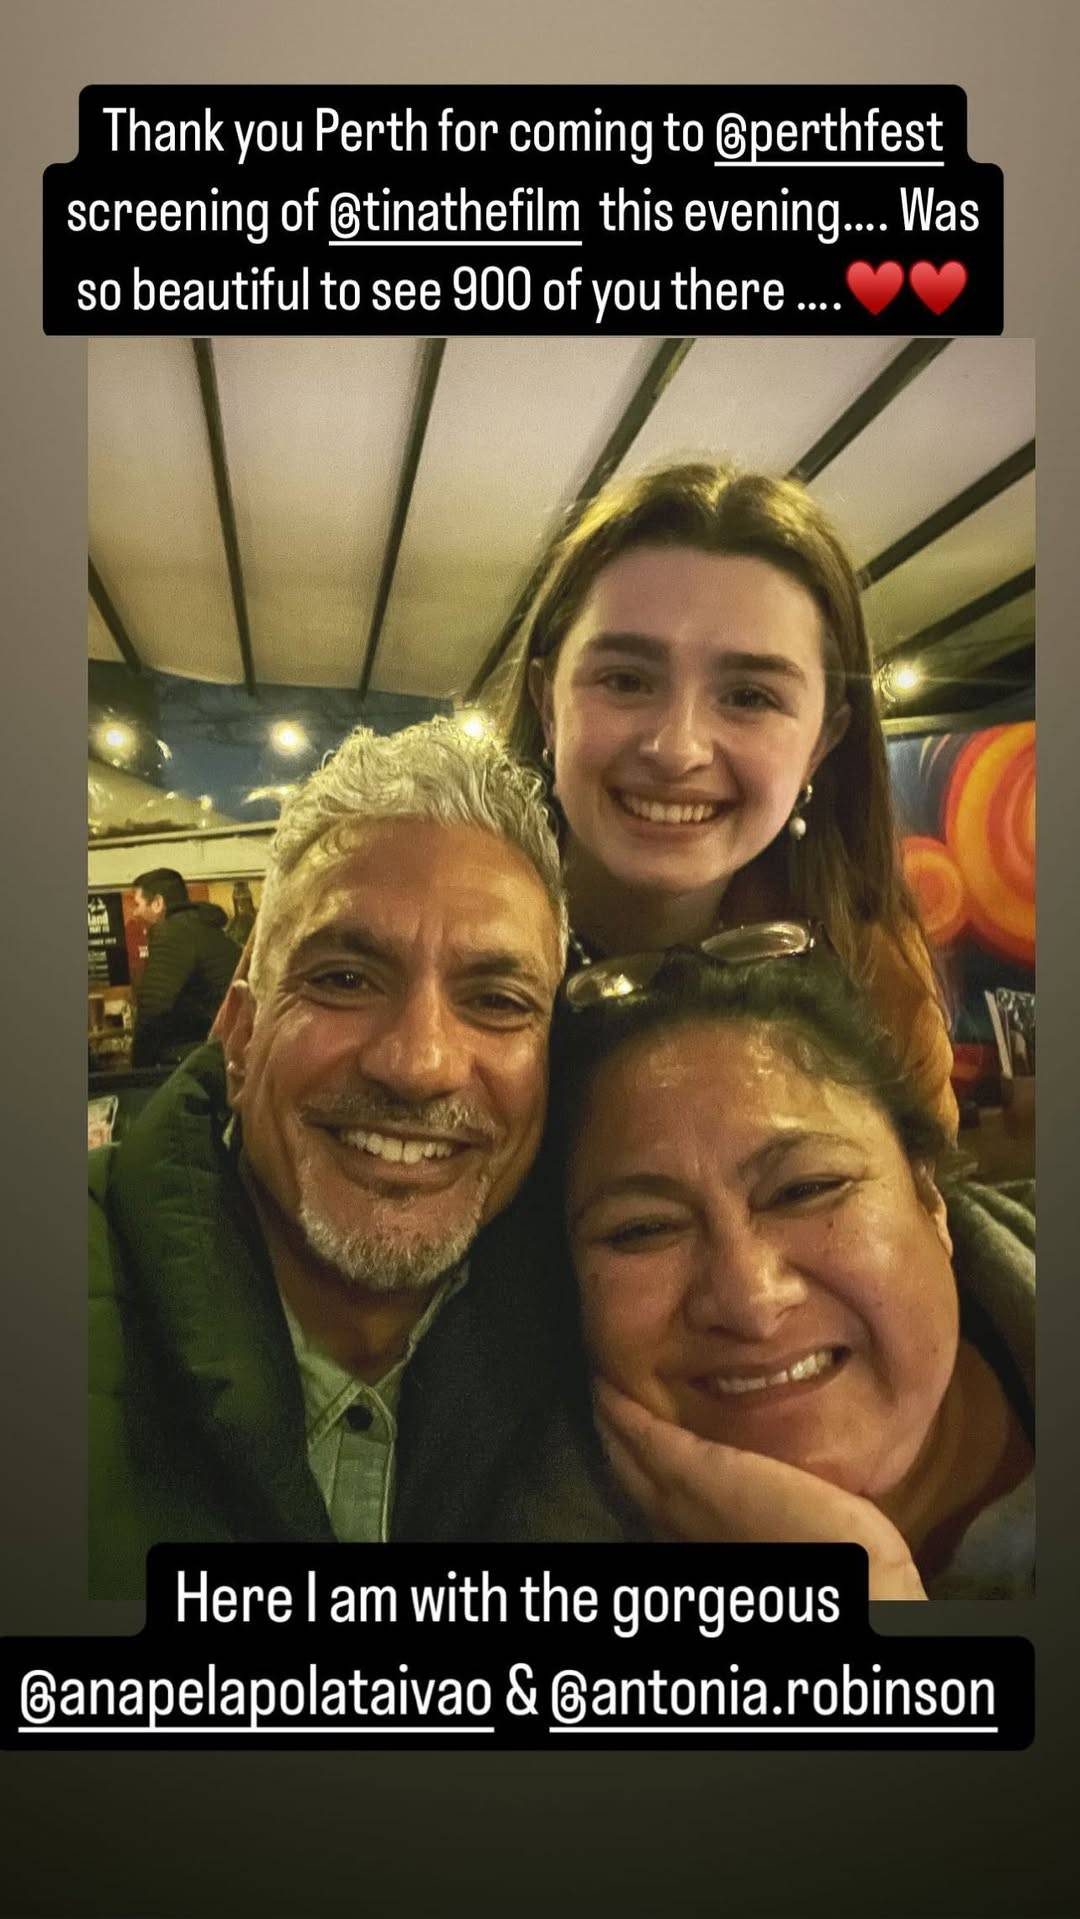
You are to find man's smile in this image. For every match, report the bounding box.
[337,1128,459,1165]
[312,1120,491,1190]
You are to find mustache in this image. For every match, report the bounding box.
[305,1089,498,1143]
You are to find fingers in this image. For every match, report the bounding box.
[596,1423,670,1533]
[596,1381,788,1538]
[595,1385,763,1541]
[593,1380,924,1582]
[593,1383,703,1535]
[868,1557,927,1602]
[594,1382,702,1507]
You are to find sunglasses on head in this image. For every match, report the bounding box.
[562,920,820,1012]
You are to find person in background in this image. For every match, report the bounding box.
[225,879,258,948]
[548,935,1033,1599]
[129,867,241,1068]
[482,461,957,1137]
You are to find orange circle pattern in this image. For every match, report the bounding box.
[944,723,1035,968]
[901,834,968,946]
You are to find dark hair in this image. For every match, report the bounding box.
[132,867,188,911]
[481,461,923,984]
[552,947,949,1170]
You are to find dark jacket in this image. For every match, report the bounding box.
[131,902,239,1067]
[89,1046,572,1599]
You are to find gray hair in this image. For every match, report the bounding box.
[250,717,567,993]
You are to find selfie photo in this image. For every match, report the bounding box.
[86,332,1035,1600]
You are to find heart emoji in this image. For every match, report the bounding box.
[846,260,904,315]
[909,260,968,315]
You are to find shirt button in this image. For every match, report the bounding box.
[345,1403,374,1432]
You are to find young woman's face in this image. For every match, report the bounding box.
[537,546,844,901]
[568,1022,958,1499]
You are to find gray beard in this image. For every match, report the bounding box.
[289,1090,498,1293]
[297,1194,483,1294]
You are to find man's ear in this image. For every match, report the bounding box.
[808,699,851,777]
[527,658,554,748]
[912,1162,953,1259]
[216,978,256,1107]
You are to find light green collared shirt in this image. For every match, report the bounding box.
[223,1114,466,1543]
[279,1273,465,1543]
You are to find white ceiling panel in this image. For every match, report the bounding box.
[862,472,1036,655]
[88,339,241,681]
[810,337,1035,567]
[624,335,906,482]
[372,337,660,698]
[938,588,1035,667]
[213,337,420,688]
[892,587,1035,671]
[925,596,1036,694]
[87,335,1036,707]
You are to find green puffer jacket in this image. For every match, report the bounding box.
[89,1046,580,1600]
[131,902,240,1067]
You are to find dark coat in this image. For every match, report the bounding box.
[89,1046,580,1599]
[131,901,240,1066]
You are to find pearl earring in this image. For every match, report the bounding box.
[788,781,813,840]
[541,745,554,770]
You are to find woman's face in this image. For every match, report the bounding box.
[568,1021,958,1499]
[536,546,846,900]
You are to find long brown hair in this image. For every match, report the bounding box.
[479,461,926,983]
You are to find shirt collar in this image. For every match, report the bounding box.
[279,1264,468,1444]
[220,1112,469,1438]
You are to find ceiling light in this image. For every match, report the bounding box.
[244,782,300,804]
[893,663,922,693]
[271,721,309,755]
[96,720,136,759]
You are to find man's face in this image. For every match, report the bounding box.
[227,819,562,1292]
[132,888,165,925]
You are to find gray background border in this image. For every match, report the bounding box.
[2,3,1076,1912]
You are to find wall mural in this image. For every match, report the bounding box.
[888,722,1035,1099]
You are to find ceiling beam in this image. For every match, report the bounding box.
[788,339,951,485]
[465,337,695,700]
[357,338,447,702]
[88,557,143,673]
[861,441,1035,589]
[880,565,1035,662]
[882,673,1035,738]
[192,338,257,696]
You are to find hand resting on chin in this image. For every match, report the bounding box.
[595,1380,927,1602]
